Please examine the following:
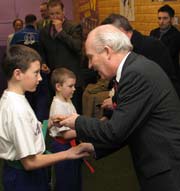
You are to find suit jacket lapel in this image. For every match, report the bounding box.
[121,52,139,77]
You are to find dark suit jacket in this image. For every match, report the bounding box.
[75,52,180,189]
[150,26,180,77]
[132,30,175,79]
[39,19,83,87]
[132,30,180,98]
[104,31,180,119]
[37,19,50,30]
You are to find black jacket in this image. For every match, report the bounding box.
[150,26,180,77]
[40,19,83,86]
[132,30,180,97]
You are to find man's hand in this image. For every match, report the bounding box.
[52,18,64,33]
[60,113,79,129]
[48,114,68,128]
[101,97,113,109]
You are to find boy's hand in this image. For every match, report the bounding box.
[65,143,95,160]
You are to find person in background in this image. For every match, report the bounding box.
[11,14,50,122]
[100,13,180,116]
[55,24,180,191]
[150,4,180,79]
[49,67,83,191]
[37,2,50,30]
[40,0,83,114]
[7,18,23,48]
[11,14,39,51]
[0,44,94,191]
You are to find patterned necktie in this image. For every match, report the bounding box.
[112,78,118,109]
[113,79,118,93]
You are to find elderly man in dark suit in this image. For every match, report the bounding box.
[100,13,180,119]
[101,14,180,109]
[52,24,180,191]
[150,4,180,79]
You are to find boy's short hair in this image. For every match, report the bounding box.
[158,4,175,17]
[2,44,41,80]
[51,67,76,91]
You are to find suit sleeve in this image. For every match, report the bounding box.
[75,70,155,158]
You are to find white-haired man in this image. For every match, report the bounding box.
[52,24,180,191]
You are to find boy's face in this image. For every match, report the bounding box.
[20,61,42,93]
[58,78,76,100]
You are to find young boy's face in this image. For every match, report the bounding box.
[59,78,76,100]
[21,60,42,93]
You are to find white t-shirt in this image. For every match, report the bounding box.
[0,90,45,160]
[49,96,76,137]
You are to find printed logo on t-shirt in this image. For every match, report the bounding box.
[24,33,35,45]
[34,122,41,136]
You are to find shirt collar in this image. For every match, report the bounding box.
[116,52,131,82]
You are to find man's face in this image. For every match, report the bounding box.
[85,36,112,80]
[40,4,48,19]
[158,11,172,30]
[48,5,64,21]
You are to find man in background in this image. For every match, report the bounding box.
[37,2,50,30]
[11,14,39,51]
[150,4,180,79]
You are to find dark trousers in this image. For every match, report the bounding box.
[3,162,49,191]
[50,139,82,191]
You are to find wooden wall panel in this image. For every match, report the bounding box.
[73,0,180,35]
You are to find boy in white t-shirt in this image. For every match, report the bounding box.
[0,45,94,191]
[49,68,82,191]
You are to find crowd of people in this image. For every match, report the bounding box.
[0,1,180,191]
